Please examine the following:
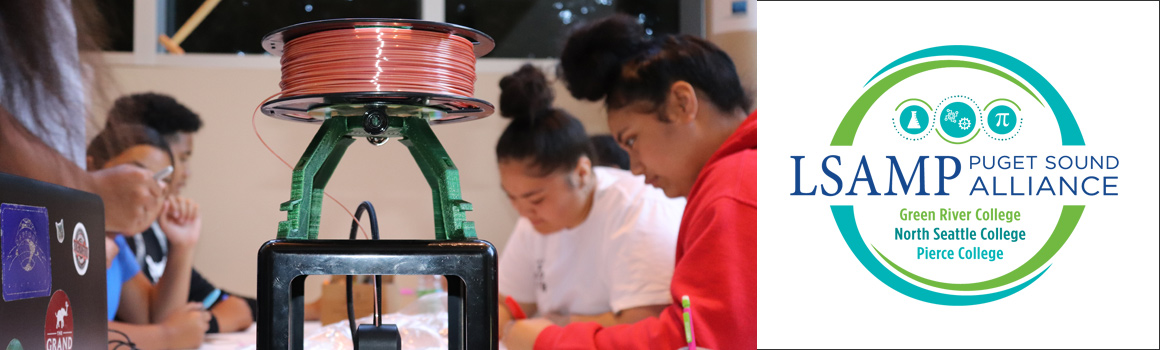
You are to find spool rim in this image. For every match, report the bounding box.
[260,91,494,124]
[261,18,495,58]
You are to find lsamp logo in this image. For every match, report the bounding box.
[796,45,1105,306]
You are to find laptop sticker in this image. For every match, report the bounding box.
[72,223,89,276]
[43,290,72,350]
[2,203,52,301]
[55,220,64,243]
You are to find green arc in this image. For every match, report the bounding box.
[872,205,1084,291]
[832,60,1042,146]
[984,98,1022,111]
[895,98,932,111]
[936,128,980,144]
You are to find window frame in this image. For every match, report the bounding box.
[103,0,702,72]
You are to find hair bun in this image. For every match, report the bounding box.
[559,14,649,102]
[499,64,554,121]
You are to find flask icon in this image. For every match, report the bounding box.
[906,110,921,130]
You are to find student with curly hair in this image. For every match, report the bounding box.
[494,64,685,330]
[503,15,757,349]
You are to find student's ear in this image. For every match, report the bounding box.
[574,155,593,188]
[86,156,95,171]
[666,81,699,124]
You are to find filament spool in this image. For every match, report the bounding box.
[260,19,495,124]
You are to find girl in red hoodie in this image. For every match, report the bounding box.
[501,14,757,349]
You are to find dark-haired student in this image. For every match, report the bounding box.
[88,125,210,349]
[107,92,256,333]
[590,134,631,170]
[502,15,757,349]
[494,64,687,330]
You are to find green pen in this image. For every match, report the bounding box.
[682,295,696,349]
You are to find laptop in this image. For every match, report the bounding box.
[0,171,106,349]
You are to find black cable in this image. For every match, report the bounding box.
[349,201,380,241]
[347,201,381,337]
[108,329,139,350]
[108,329,132,343]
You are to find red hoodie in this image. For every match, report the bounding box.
[535,111,757,349]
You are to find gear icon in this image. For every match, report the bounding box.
[958,117,971,130]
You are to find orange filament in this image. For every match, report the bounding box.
[279,27,477,98]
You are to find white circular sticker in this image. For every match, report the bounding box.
[71,223,89,276]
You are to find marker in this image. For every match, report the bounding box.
[202,288,222,309]
[682,295,696,349]
[154,165,174,183]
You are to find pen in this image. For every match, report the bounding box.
[682,295,696,349]
[154,165,174,183]
[202,288,222,309]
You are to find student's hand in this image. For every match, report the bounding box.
[92,164,166,234]
[543,312,571,326]
[159,196,201,250]
[568,311,617,327]
[502,318,554,350]
[210,296,255,332]
[105,236,118,269]
[161,303,210,348]
[497,295,512,339]
[567,304,665,326]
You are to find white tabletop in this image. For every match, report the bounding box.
[198,321,322,350]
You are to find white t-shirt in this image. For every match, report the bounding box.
[499,166,685,316]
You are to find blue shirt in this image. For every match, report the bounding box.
[106,235,140,320]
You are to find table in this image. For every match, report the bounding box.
[198,321,322,349]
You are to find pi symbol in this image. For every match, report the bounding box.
[996,113,1010,127]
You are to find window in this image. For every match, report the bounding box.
[165,0,420,55]
[100,0,135,52]
[445,0,690,58]
[96,0,700,66]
